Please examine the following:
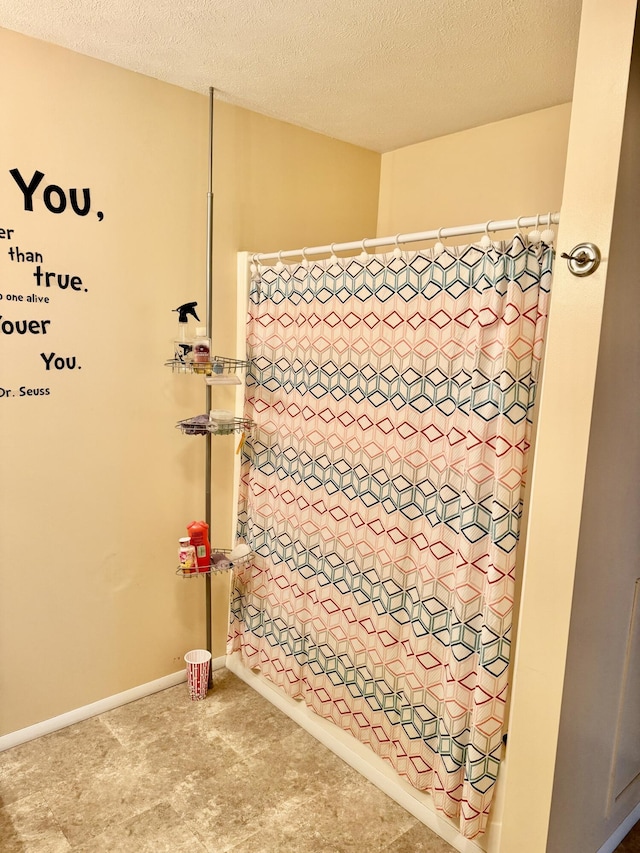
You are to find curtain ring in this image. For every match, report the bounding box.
[530,214,542,245]
[541,212,555,246]
[480,220,492,248]
[329,243,338,265]
[392,233,403,259]
[434,227,445,257]
[360,239,369,262]
[515,215,528,245]
[301,247,310,269]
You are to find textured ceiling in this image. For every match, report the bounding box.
[0,0,582,152]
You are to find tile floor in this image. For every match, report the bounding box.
[0,668,638,852]
[0,669,455,852]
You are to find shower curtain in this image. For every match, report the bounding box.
[229,234,553,838]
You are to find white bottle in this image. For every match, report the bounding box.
[178,537,196,574]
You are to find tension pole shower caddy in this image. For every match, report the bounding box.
[167,87,253,668]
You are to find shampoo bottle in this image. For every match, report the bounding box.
[187,520,211,572]
[173,301,199,367]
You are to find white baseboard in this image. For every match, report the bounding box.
[225,651,487,853]
[0,655,226,752]
[597,801,640,853]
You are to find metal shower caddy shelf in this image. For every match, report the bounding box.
[171,355,253,435]
[176,547,254,579]
[176,415,254,435]
[165,355,251,377]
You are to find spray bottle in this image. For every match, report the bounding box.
[173,301,200,366]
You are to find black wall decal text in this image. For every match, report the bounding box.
[0,293,49,303]
[0,316,51,335]
[8,247,43,263]
[0,220,86,399]
[40,352,80,371]
[0,386,51,398]
[32,266,87,293]
[9,168,104,221]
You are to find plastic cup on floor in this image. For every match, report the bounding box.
[184,649,212,701]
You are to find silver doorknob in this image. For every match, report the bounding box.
[560,242,601,277]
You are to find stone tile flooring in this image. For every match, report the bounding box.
[0,667,639,852]
[0,669,454,852]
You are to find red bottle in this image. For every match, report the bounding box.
[187,521,210,572]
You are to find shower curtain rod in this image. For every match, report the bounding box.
[252,212,560,263]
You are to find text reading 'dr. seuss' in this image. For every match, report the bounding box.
[0,386,51,398]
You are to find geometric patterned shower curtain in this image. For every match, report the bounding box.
[229,235,554,838]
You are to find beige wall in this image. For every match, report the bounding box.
[0,28,209,736]
[0,29,380,735]
[377,104,571,238]
[208,101,381,655]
